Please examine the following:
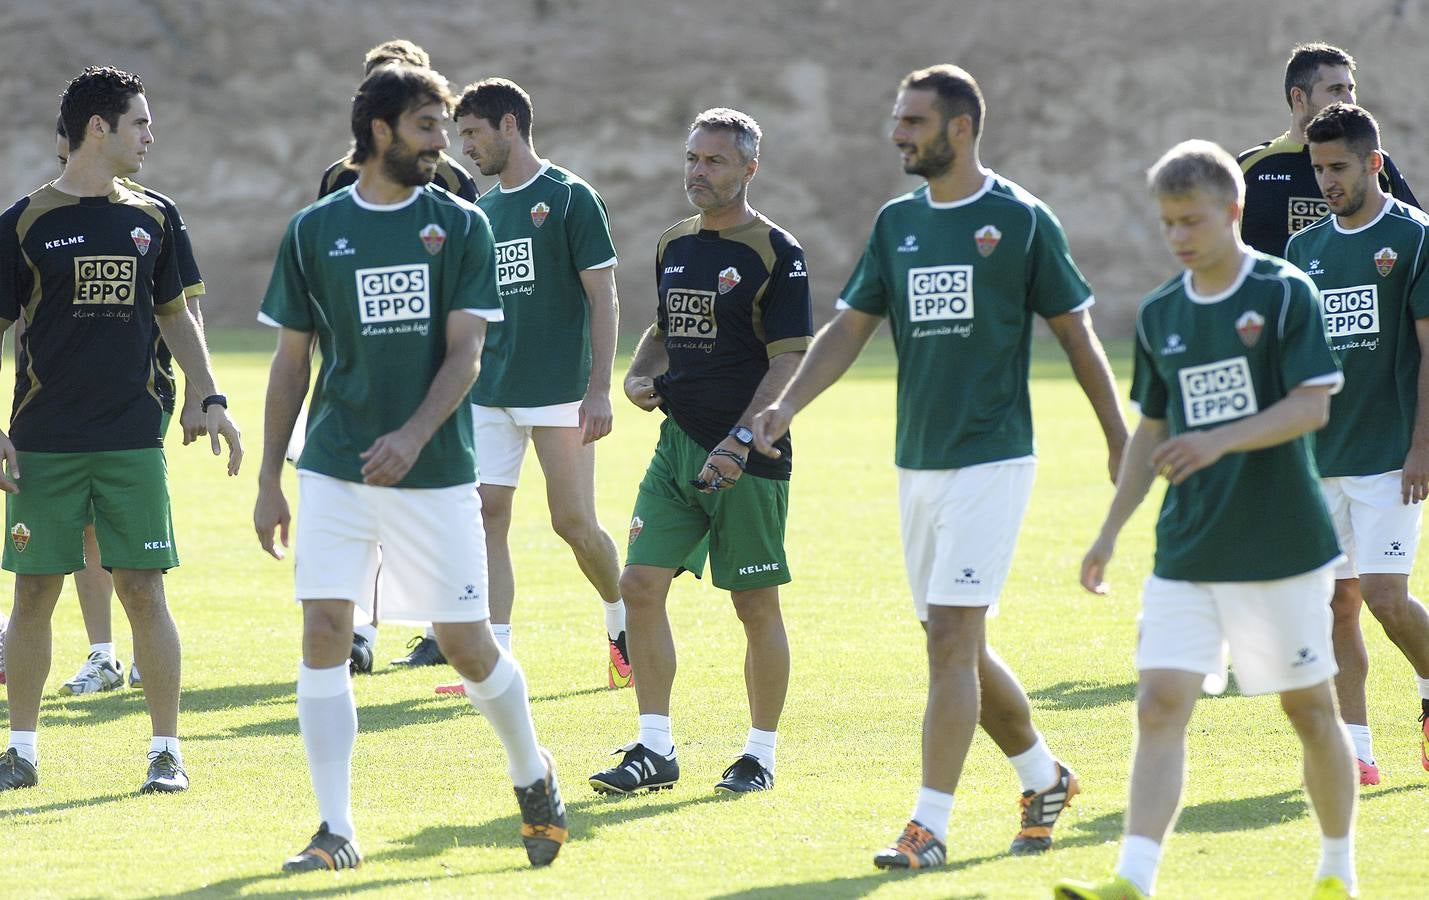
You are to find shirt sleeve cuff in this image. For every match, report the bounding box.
[458,307,505,322]
[1299,371,1345,395]
[581,256,618,271]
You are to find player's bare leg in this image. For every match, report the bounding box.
[920,606,984,795]
[75,524,116,645]
[532,427,621,604]
[112,569,180,739]
[1359,573,1429,677]
[622,565,677,715]
[731,586,788,731]
[1329,579,1370,724]
[479,483,518,626]
[5,575,65,732]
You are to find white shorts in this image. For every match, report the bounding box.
[1320,472,1422,579]
[898,459,1036,621]
[294,471,490,624]
[472,401,582,487]
[1136,565,1337,696]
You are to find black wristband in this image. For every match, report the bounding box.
[201,394,228,413]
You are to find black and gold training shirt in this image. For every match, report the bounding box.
[317,151,480,202]
[0,182,186,452]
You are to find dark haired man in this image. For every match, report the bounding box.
[437,78,625,696]
[254,64,566,872]
[589,107,810,796]
[1239,42,1417,258]
[0,66,242,794]
[754,64,1126,869]
[49,115,209,697]
[1284,102,1429,786]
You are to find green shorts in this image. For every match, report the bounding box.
[626,418,791,592]
[4,449,179,574]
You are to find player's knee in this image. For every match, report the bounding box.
[619,568,665,608]
[1361,581,1411,626]
[301,604,351,649]
[925,613,981,672]
[731,591,782,629]
[1135,684,1193,733]
[112,570,166,613]
[549,508,596,547]
[1279,689,1338,738]
[1329,581,1363,622]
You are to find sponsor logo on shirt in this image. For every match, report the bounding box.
[1179,357,1258,427]
[1288,197,1329,234]
[789,259,808,278]
[495,238,535,287]
[530,202,550,228]
[717,266,741,294]
[1235,310,1264,348]
[663,265,685,274]
[1321,285,1379,338]
[666,288,717,340]
[908,265,973,322]
[44,235,84,250]
[974,225,1001,258]
[9,522,29,553]
[419,224,446,256]
[355,263,431,324]
[1374,246,1398,277]
[1305,258,1324,276]
[130,227,151,256]
[897,234,919,253]
[73,256,136,306]
[329,237,356,257]
[1161,333,1187,356]
[1258,174,1293,181]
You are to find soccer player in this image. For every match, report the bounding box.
[0,66,242,794]
[1239,42,1417,258]
[50,115,210,697]
[587,108,811,795]
[752,65,1127,869]
[253,64,565,872]
[1055,140,1356,900]
[1284,102,1429,785]
[442,78,626,692]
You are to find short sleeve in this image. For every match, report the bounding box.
[838,225,890,317]
[1027,204,1094,318]
[258,216,315,331]
[153,193,204,297]
[452,209,503,321]
[1383,154,1420,211]
[1130,315,1168,419]
[653,244,668,337]
[761,240,814,357]
[150,209,186,316]
[566,182,618,271]
[0,204,28,323]
[1278,276,1342,391]
[1408,225,1429,320]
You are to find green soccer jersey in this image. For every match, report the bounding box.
[1284,199,1429,476]
[470,163,616,408]
[838,174,1093,469]
[259,184,503,488]
[1132,252,1342,581]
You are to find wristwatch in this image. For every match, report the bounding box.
[728,425,754,447]
[201,394,228,413]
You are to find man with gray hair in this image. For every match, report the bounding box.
[588,107,812,795]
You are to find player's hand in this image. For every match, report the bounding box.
[1151,431,1224,485]
[360,426,423,486]
[624,375,663,412]
[180,395,207,445]
[1402,443,1429,504]
[254,481,290,560]
[206,407,243,476]
[751,403,790,459]
[579,388,614,444]
[1080,533,1116,595]
[0,431,19,494]
[694,437,748,494]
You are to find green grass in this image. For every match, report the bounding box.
[1,331,1423,898]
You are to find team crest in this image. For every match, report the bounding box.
[10,522,29,553]
[130,227,151,256]
[717,266,741,294]
[628,515,644,546]
[419,224,446,256]
[1235,310,1265,348]
[530,201,550,228]
[974,224,1002,258]
[1374,246,1398,277]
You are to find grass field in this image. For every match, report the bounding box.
[1,330,1424,899]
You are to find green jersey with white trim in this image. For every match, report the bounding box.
[470,163,617,408]
[838,173,1093,469]
[1284,199,1429,476]
[1132,253,1342,581]
[259,184,503,488]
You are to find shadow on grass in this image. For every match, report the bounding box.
[0,791,134,819]
[1028,680,1136,711]
[709,857,999,899]
[164,872,464,899]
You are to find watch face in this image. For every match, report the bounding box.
[732,427,754,444]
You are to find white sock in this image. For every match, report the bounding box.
[1008,735,1059,793]
[149,735,182,767]
[637,714,674,756]
[296,662,358,843]
[90,642,115,658]
[424,624,437,640]
[462,651,546,786]
[490,624,513,653]
[1416,674,1429,702]
[1116,835,1162,896]
[742,727,777,771]
[604,599,626,640]
[1345,723,1374,765]
[353,623,377,645]
[7,730,37,766]
[911,786,954,841]
[1317,833,1355,892]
